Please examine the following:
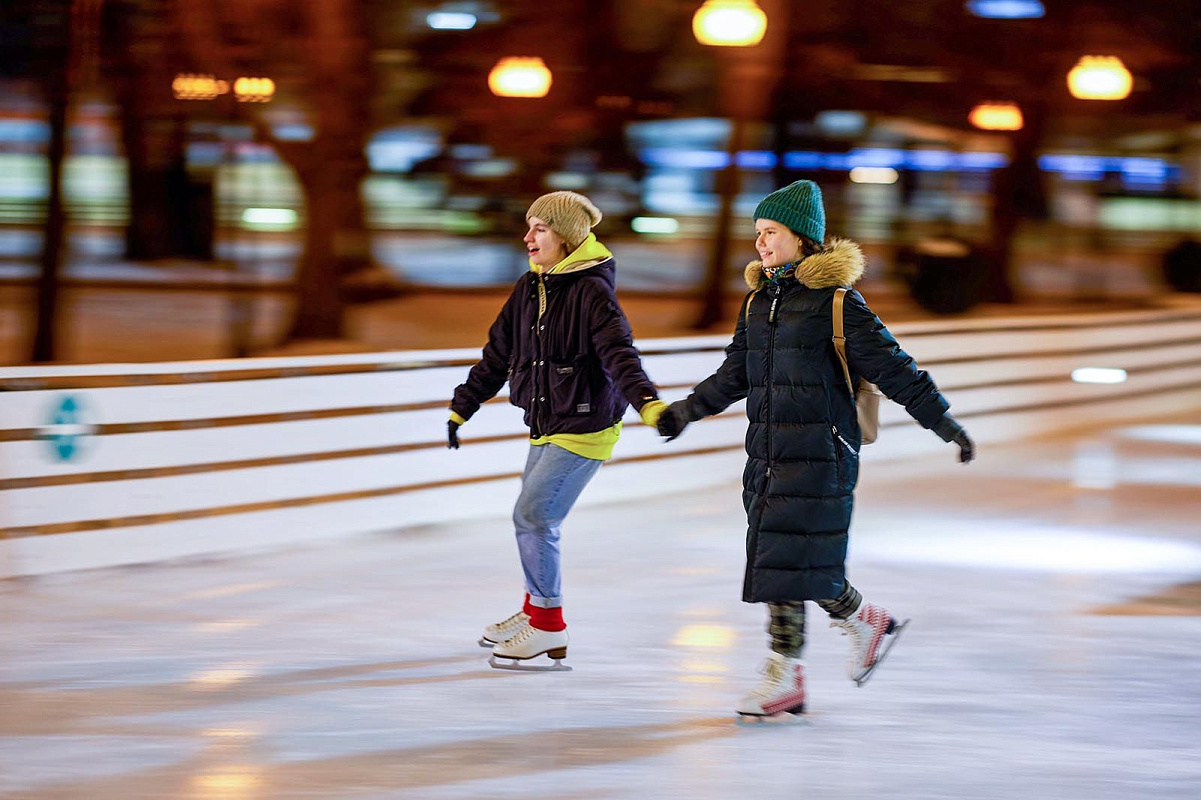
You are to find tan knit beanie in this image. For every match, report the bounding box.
[526,191,603,250]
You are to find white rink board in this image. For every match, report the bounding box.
[2,308,1200,577]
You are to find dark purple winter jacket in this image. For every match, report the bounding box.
[450,255,658,438]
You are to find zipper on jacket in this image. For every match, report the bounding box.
[532,274,547,438]
[833,424,856,455]
[765,284,781,479]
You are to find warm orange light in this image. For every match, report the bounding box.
[234,77,275,103]
[969,102,1024,131]
[488,57,552,98]
[172,73,228,101]
[692,0,767,47]
[1067,56,1132,100]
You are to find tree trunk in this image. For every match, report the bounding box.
[695,117,745,330]
[289,163,346,339]
[33,70,69,362]
[284,0,378,339]
[107,0,198,262]
[118,110,193,260]
[987,107,1047,304]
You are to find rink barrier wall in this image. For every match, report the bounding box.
[2,307,1201,576]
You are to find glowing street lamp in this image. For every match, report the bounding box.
[692,0,767,47]
[969,102,1024,131]
[1067,56,1132,100]
[234,77,275,103]
[488,57,552,98]
[172,73,229,101]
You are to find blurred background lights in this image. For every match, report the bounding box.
[849,166,899,184]
[242,208,297,226]
[172,73,228,101]
[1068,56,1133,100]
[969,102,1024,131]
[234,77,275,103]
[487,57,552,98]
[1071,367,1128,384]
[692,0,768,47]
[815,110,867,136]
[631,216,681,234]
[965,0,1045,19]
[426,11,477,30]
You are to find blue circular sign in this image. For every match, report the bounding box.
[43,394,94,462]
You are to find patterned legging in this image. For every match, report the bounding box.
[767,582,863,658]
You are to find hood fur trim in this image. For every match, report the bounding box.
[743,237,865,291]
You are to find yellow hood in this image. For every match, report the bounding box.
[530,233,613,275]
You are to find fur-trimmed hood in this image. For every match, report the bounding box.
[743,237,865,291]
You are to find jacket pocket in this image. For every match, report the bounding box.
[548,359,593,416]
[832,424,858,493]
[507,365,532,409]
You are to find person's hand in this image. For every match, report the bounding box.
[933,415,973,464]
[448,420,461,450]
[657,401,690,442]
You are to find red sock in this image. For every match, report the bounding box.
[527,604,566,632]
[522,593,534,617]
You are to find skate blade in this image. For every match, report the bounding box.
[855,618,910,687]
[736,710,805,727]
[488,655,572,672]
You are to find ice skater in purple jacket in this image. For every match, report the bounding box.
[448,191,668,671]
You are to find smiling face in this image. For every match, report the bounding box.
[524,216,569,268]
[754,218,802,269]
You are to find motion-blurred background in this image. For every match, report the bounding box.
[1,0,1199,363]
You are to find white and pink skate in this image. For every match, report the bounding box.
[736,653,805,723]
[831,601,908,686]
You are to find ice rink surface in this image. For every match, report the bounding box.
[3,420,1200,799]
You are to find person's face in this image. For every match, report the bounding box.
[755,218,802,269]
[524,217,568,268]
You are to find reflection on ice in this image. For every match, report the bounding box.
[671,624,737,649]
[1117,425,1201,446]
[861,526,1201,573]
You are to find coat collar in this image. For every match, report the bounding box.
[531,233,612,276]
[743,237,865,291]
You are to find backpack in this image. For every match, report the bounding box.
[832,288,883,444]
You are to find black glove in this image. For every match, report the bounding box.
[447,420,461,450]
[657,400,691,442]
[933,415,974,464]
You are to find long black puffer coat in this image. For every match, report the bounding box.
[679,238,952,603]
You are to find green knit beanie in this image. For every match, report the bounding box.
[752,180,826,243]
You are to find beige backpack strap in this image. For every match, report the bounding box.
[743,290,759,325]
[832,288,855,396]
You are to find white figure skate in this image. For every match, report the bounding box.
[736,652,805,723]
[489,625,571,672]
[478,610,530,648]
[831,601,908,687]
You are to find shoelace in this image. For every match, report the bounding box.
[493,611,527,630]
[831,617,863,653]
[751,659,788,697]
[503,624,536,647]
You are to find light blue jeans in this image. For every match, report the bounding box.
[513,443,603,609]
